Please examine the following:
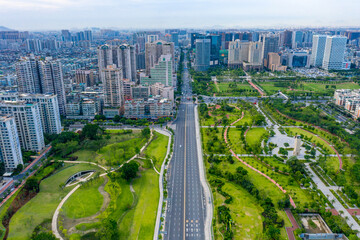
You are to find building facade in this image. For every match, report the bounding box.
[101,65,124,107]
[195,38,211,71]
[0,92,62,134]
[310,35,327,67]
[0,101,45,152]
[140,55,173,86]
[0,115,23,171]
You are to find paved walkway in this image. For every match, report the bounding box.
[285,209,300,240]
[306,163,360,236]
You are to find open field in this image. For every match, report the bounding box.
[212,177,263,239]
[7,163,104,240]
[245,127,267,148]
[118,168,159,239]
[62,177,104,219]
[69,130,147,167]
[143,132,169,170]
[215,81,259,97]
[201,104,243,126]
[258,80,360,96]
[227,128,246,154]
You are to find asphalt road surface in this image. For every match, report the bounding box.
[164,57,206,240]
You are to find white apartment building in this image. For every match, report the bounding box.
[0,115,23,171]
[101,65,124,107]
[40,58,67,115]
[15,56,42,94]
[322,36,348,70]
[0,92,62,134]
[310,35,327,67]
[97,44,137,81]
[0,101,45,152]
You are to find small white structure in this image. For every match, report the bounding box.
[293,135,301,156]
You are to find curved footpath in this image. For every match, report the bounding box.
[223,112,296,208]
[52,130,155,240]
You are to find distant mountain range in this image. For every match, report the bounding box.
[0,26,14,31]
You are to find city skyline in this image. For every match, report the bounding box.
[0,0,360,30]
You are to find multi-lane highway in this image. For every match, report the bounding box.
[164,56,208,240]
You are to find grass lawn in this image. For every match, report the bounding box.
[201,104,243,126]
[216,81,259,97]
[69,130,145,167]
[118,168,159,239]
[212,178,263,239]
[245,127,267,147]
[143,132,169,170]
[227,128,246,154]
[97,137,147,166]
[285,127,336,154]
[258,81,360,96]
[7,163,104,240]
[62,177,104,219]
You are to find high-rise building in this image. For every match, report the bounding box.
[141,55,173,86]
[0,92,62,134]
[228,40,250,67]
[0,101,45,152]
[147,35,159,43]
[195,38,211,71]
[16,56,67,115]
[84,30,93,41]
[75,69,95,86]
[16,56,42,94]
[282,30,293,48]
[261,34,280,63]
[0,115,23,171]
[292,31,304,49]
[26,39,42,53]
[145,41,174,75]
[97,44,137,81]
[101,65,124,107]
[40,58,67,115]
[248,42,263,65]
[322,36,348,70]
[310,35,327,67]
[267,53,287,71]
[61,30,71,41]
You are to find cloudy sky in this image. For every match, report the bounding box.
[0,0,359,30]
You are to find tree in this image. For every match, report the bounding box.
[94,114,106,121]
[82,123,103,140]
[96,218,119,240]
[24,177,39,192]
[113,115,121,123]
[120,162,139,181]
[141,127,151,139]
[31,232,57,240]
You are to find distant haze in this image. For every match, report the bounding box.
[0,0,359,31]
